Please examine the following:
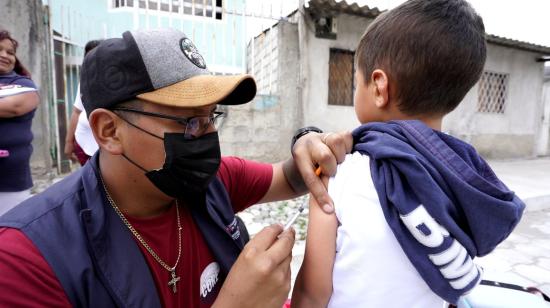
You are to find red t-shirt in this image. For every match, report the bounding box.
[0,157,273,307]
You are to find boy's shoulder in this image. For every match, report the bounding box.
[330,152,373,194]
[338,152,371,173]
[434,130,490,175]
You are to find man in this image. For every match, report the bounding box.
[0,29,350,307]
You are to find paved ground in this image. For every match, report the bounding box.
[473,158,550,296]
[476,208,550,295]
[488,157,550,212]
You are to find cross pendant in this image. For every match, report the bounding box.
[168,270,181,293]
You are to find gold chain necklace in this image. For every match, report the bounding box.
[100,176,183,293]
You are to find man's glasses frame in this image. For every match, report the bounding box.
[111,107,225,139]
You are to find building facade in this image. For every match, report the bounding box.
[540,65,550,156]
[239,0,550,161]
[44,0,247,172]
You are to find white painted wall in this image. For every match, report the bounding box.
[234,11,548,161]
[220,21,300,163]
[444,44,545,158]
[537,81,550,156]
[302,19,547,158]
[301,13,371,133]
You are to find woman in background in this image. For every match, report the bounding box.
[0,30,39,215]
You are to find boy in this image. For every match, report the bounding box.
[291,0,525,307]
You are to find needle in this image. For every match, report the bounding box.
[284,198,307,230]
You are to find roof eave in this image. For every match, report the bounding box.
[304,0,384,19]
[487,34,550,55]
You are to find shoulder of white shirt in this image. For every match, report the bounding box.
[0,85,37,98]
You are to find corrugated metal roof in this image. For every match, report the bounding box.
[304,0,383,19]
[304,1,550,55]
[487,34,550,55]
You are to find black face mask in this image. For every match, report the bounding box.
[124,130,221,199]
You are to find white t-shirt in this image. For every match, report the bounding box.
[73,85,98,156]
[327,152,445,308]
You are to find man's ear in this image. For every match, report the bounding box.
[371,69,389,108]
[88,109,124,155]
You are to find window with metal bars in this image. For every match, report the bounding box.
[114,0,223,20]
[182,0,223,20]
[113,0,135,7]
[328,48,355,106]
[477,71,509,114]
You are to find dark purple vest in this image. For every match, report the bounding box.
[0,154,247,307]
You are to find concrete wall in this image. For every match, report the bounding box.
[221,13,373,162]
[540,81,550,155]
[0,0,52,171]
[301,16,546,159]
[220,21,300,162]
[301,13,372,133]
[443,44,545,158]
[235,11,548,161]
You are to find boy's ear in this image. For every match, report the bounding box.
[371,69,389,108]
[88,109,125,155]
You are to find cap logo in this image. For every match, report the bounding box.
[103,65,127,91]
[180,38,206,69]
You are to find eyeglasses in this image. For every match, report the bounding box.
[112,107,225,139]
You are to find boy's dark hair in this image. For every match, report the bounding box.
[356,0,486,116]
[84,40,102,56]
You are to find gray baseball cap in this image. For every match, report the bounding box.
[80,28,256,115]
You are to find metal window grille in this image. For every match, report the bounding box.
[160,0,170,12]
[182,0,223,20]
[148,0,158,10]
[171,0,180,13]
[328,49,355,106]
[478,71,509,113]
[115,0,222,20]
[113,0,130,8]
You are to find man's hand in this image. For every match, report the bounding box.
[292,131,352,213]
[214,224,295,308]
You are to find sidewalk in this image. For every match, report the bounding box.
[487,157,550,212]
[476,157,550,296]
[476,209,550,295]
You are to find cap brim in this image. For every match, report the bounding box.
[136,74,257,107]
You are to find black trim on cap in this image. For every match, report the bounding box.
[80,31,155,116]
[217,78,257,106]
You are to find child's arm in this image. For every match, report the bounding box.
[291,176,338,308]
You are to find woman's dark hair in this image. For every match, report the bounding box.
[0,30,31,78]
[356,0,487,116]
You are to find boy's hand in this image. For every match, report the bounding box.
[293,131,352,213]
[214,224,295,308]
